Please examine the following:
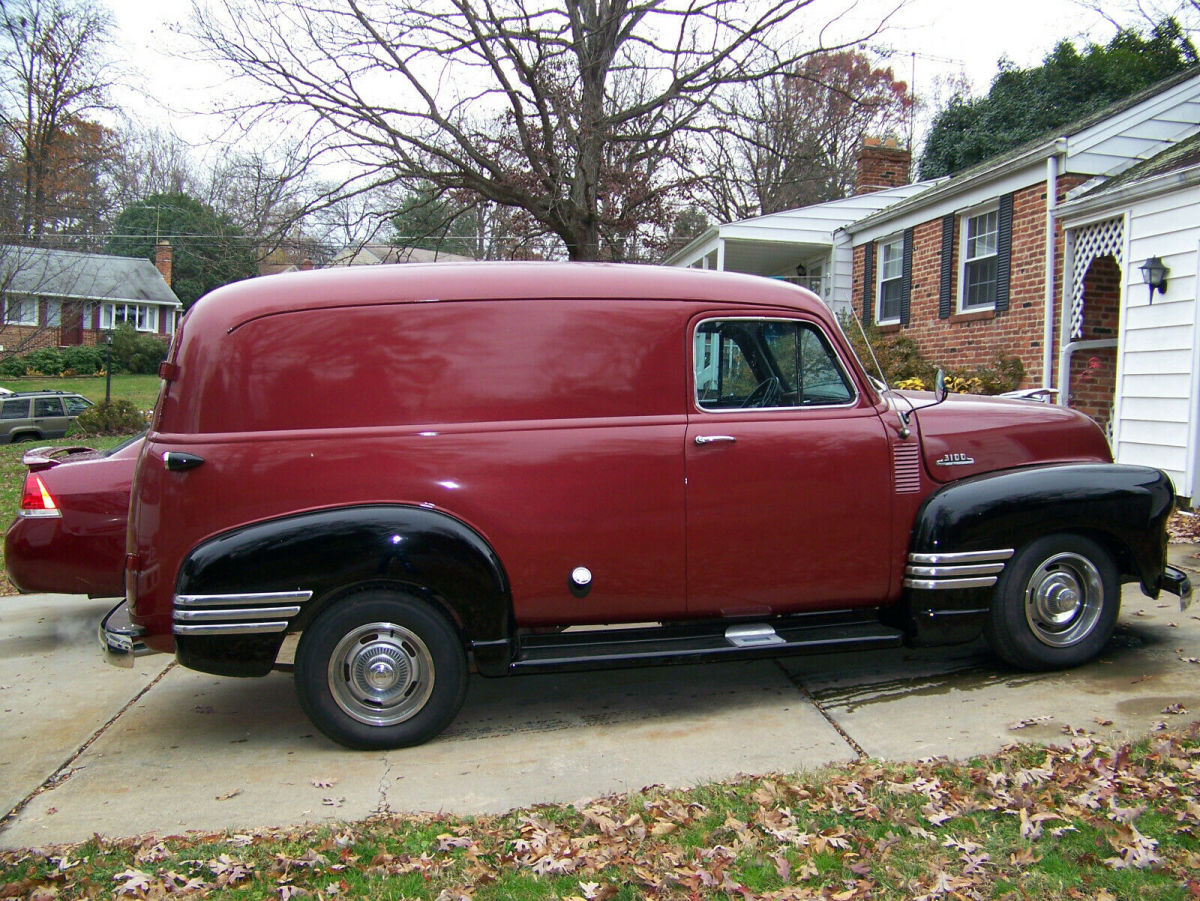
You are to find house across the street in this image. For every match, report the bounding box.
[0,243,182,354]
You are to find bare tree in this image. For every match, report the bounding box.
[188,0,895,261]
[697,50,912,223]
[106,126,201,212]
[0,0,116,241]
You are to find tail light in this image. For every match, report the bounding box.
[19,474,62,518]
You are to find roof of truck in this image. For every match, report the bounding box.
[190,262,824,332]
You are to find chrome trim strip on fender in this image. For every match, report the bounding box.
[176,591,313,607]
[172,590,312,636]
[903,576,1000,590]
[175,621,291,635]
[175,605,303,622]
[905,563,1006,578]
[908,549,1014,565]
[903,548,1013,590]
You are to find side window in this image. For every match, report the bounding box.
[876,236,904,323]
[34,397,64,417]
[64,396,92,415]
[694,319,855,410]
[961,206,999,310]
[0,399,29,419]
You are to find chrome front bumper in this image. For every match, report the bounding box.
[1162,564,1194,611]
[99,600,151,668]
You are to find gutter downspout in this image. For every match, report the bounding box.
[1043,139,1067,389]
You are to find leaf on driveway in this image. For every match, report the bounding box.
[1009,715,1052,730]
[216,788,242,801]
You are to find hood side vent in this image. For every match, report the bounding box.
[894,441,922,494]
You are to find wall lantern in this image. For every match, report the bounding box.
[795,263,807,278]
[1138,256,1168,303]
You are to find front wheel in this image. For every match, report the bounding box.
[985,534,1120,670]
[295,591,467,749]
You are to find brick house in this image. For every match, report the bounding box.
[845,68,1200,444]
[0,242,182,356]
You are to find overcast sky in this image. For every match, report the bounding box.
[108,0,1132,149]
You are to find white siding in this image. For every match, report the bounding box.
[1113,187,1200,496]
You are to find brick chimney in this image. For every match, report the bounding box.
[855,137,912,195]
[154,240,173,286]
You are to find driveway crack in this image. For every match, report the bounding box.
[0,662,177,835]
[774,660,867,759]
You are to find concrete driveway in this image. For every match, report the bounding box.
[3,548,1198,850]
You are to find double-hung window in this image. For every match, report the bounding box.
[876,237,904,323]
[4,296,38,325]
[961,207,999,310]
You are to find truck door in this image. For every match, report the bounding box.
[685,315,894,617]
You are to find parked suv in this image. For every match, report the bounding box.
[0,390,93,443]
[103,263,1192,750]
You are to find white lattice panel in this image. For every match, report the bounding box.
[1070,218,1124,338]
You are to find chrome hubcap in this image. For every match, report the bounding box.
[328,622,435,726]
[1024,552,1103,648]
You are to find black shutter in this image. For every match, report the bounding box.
[939,214,954,319]
[900,227,914,326]
[862,241,875,327]
[995,192,1014,312]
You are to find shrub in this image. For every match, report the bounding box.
[0,355,27,377]
[837,311,1025,395]
[22,347,65,376]
[60,344,105,375]
[73,398,146,435]
[109,323,168,375]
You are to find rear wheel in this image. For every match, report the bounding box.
[986,534,1119,670]
[295,591,467,749]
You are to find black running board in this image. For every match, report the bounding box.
[508,612,904,674]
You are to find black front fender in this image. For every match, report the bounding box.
[174,505,513,677]
[912,463,1174,593]
[897,463,1174,647]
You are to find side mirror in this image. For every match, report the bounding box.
[934,369,948,404]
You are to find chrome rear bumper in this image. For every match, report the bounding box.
[1161,564,1194,611]
[100,600,151,668]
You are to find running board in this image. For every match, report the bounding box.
[508,613,903,674]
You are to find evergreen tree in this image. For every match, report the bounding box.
[107,192,257,308]
[919,19,1198,179]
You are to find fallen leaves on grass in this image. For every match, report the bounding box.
[4,725,1200,900]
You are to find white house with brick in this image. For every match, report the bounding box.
[0,243,182,356]
[843,67,1200,496]
[664,140,937,318]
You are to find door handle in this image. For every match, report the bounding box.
[694,435,736,445]
[163,451,205,472]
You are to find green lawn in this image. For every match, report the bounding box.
[0,372,163,411]
[2,729,1198,899]
[0,374,154,592]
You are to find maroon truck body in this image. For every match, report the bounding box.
[103,263,1190,749]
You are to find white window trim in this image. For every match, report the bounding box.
[101,302,160,333]
[4,294,38,326]
[875,235,904,325]
[958,202,1000,313]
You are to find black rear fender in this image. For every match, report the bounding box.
[174,505,513,677]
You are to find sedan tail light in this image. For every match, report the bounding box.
[19,474,62,518]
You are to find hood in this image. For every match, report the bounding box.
[899,391,1113,483]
